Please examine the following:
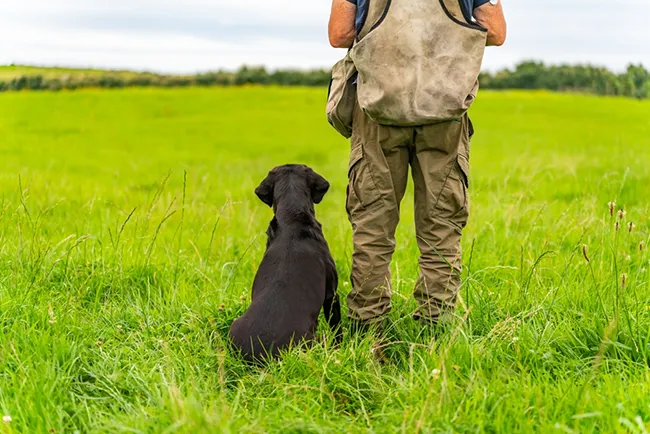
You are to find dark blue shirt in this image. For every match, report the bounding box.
[346,0,490,33]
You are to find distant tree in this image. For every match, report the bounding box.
[9,76,28,91]
[195,73,217,86]
[98,76,125,88]
[234,66,270,85]
[27,75,44,90]
[625,64,650,99]
[160,76,192,87]
[127,76,154,87]
[477,61,649,99]
[46,78,62,91]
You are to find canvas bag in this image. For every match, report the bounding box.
[350,0,488,126]
[326,51,357,138]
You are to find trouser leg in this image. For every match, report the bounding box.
[346,104,411,323]
[411,116,472,321]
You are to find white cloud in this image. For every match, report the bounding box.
[0,0,647,73]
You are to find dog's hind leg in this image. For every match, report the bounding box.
[324,260,342,343]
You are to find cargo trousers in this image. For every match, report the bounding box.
[346,102,472,324]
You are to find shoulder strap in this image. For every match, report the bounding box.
[357,0,389,40]
[440,0,469,23]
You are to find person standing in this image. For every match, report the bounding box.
[328,0,507,330]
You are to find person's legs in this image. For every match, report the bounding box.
[410,115,472,322]
[346,103,411,325]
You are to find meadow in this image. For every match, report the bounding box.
[0,86,649,433]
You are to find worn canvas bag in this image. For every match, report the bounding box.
[350,0,488,126]
[326,51,357,138]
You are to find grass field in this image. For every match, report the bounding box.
[0,87,650,433]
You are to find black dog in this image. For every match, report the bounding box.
[229,164,341,361]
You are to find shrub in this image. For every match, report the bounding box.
[46,78,62,91]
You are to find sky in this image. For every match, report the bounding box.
[0,0,648,74]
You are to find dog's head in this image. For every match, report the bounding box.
[255,164,330,209]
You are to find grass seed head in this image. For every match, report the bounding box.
[629,222,635,233]
[582,245,590,263]
[618,209,626,220]
[615,221,620,231]
[640,241,644,251]
[621,274,627,289]
[48,304,57,324]
[608,201,616,216]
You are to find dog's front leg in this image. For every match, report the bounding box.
[323,259,342,343]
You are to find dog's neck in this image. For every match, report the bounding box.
[274,202,316,226]
[270,180,320,228]
[273,187,316,226]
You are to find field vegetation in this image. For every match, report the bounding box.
[0,87,649,432]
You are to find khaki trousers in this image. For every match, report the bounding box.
[346,102,472,323]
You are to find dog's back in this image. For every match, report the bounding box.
[230,229,330,360]
[229,165,340,362]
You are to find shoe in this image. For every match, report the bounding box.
[412,312,439,326]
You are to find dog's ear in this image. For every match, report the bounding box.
[255,172,275,207]
[309,170,330,204]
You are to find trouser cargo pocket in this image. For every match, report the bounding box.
[346,145,382,217]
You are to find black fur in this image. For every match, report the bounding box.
[229,164,341,361]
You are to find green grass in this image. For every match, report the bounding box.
[0,87,649,433]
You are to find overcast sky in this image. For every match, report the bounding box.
[0,0,647,73]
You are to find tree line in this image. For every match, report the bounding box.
[1,62,648,99]
[479,62,649,100]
